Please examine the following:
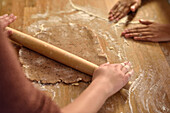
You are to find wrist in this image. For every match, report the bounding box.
[91,78,113,98]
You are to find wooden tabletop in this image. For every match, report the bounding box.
[0,0,170,113]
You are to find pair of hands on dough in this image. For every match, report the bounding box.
[109,0,170,42]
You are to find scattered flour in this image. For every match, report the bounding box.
[22,1,170,112]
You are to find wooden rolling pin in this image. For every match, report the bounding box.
[6,27,131,92]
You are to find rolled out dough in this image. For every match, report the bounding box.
[19,22,107,84]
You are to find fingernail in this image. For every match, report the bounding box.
[131,6,135,12]
[139,19,144,22]
[131,6,135,9]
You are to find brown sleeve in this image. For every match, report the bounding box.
[0,28,61,113]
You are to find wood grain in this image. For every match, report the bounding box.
[0,0,170,113]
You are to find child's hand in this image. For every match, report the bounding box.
[108,0,141,22]
[92,62,133,97]
[0,14,17,35]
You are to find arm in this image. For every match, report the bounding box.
[62,62,133,113]
[61,80,109,113]
[0,14,61,113]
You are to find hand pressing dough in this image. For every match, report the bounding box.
[19,22,107,84]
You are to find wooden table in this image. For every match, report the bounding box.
[0,0,170,113]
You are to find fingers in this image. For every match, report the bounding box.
[130,2,140,12]
[121,61,131,74]
[7,14,17,23]
[121,63,134,85]
[3,14,17,27]
[122,26,149,36]
[110,4,131,22]
[109,3,122,21]
[109,1,120,15]
[109,0,141,22]
[139,19,153,25]
[113,7,129,22]
[0,14,8,19]
[122,27,155,42]
[121,19,154,38]
[124,69,134,81]
[123,30,154,41]
[0,14,17,29]
[116,7,130,21]
[124,32,153,38]
[133,36,154,41]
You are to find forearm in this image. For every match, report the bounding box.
[61,80,110,113]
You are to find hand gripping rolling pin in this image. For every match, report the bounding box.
[6,27,132,97]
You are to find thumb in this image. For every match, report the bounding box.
[139,19,153,25]
[130,3,140,12]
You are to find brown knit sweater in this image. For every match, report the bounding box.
[0,27,61,113]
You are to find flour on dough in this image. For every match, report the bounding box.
[19,22,107,84]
